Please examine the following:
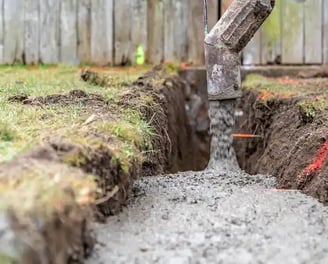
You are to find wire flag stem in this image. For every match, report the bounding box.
[203,0,209,35]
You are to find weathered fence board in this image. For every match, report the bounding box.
[163,0,175,62]
[147,0,164,64]
[323,0,328,64]
[188,0,218,65]
[304,0,322,64]
[114,0,130,65]
[0,0,327,65]
[60,0,78,64]
[281,0,304,64]
[130,0,147,64]
[173,0,188,62]
[40,0,60,64]
[25,0,39,64]
[261,0,281,64]
[91,0,113,65]
[243,31,261,65]
[207,0,218,27]
[78,0,91,63]
[187,0,204,65]
[0,0,3,63]
[3,0,24,64]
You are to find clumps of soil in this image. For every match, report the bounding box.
[0,154,95,263]
[0,66,197,263]
[81,66,199,173]
[234,75,328,204]
[8,89,105,107]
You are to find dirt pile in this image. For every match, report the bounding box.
[235,74,328,204]
[0,67,201,263]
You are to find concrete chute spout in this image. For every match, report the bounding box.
[204,0,275,169]
[205,0,275,101]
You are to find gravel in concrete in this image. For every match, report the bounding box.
[87,168,328,264]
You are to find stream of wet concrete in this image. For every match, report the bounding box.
[87,102,328,263]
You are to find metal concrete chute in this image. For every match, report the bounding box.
[203,0,275,169]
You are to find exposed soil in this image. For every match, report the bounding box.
[0,67,205,263]
[180,67,328,204]
[235,77,328,204]
[85,68,328,264]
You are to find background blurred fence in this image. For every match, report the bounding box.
[0,0,327,66]
[0,0,218,66]
[238,0,328,65]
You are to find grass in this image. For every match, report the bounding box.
[243,74,328,98]
[0,65,150,163]
[0,254,15,264]
[0,162,97,217]
[0,64,158,212]
[0,64,148,97]
[243,73,328,121]
[0,65,168,261]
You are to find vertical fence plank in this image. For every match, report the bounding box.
[147,0,164,64]
[304,0,322,64]
[188,0,217,65]
[25,0,39,64]
[0,0,326,66]
[208,0,218,28]
[0,0,3,63]
[173,0,188,62]
[130,0,147,64]
[60,0,78,64]
[163,0,174,62]
[114,0,131,65]
[261,0,281,65]
[281,0,304,64]
[187,0,204,65]
[78,0,91,64]
[91,0,113,65]
[243,32,261,65]
[40,0,60,64]
[324,0,328,64]
[3,0,24,64]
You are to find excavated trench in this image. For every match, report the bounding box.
[3,66,328,263]
[180,66,328,202]
[86,67,328,263]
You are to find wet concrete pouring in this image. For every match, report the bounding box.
[87,102,328,263]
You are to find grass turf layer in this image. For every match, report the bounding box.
[0,65,181,262]
[243,74,328,122]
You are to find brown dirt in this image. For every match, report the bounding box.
[9,89,105,107]
[0,66,204,263]
[234,77,328,204]
[0,154,95,263]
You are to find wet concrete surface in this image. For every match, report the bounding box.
[87,168,328,264]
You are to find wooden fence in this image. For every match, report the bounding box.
[0,0,327,66]
[0,0,218,66]
[241,0,328,65]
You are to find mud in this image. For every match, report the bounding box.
[88,168,328,264]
